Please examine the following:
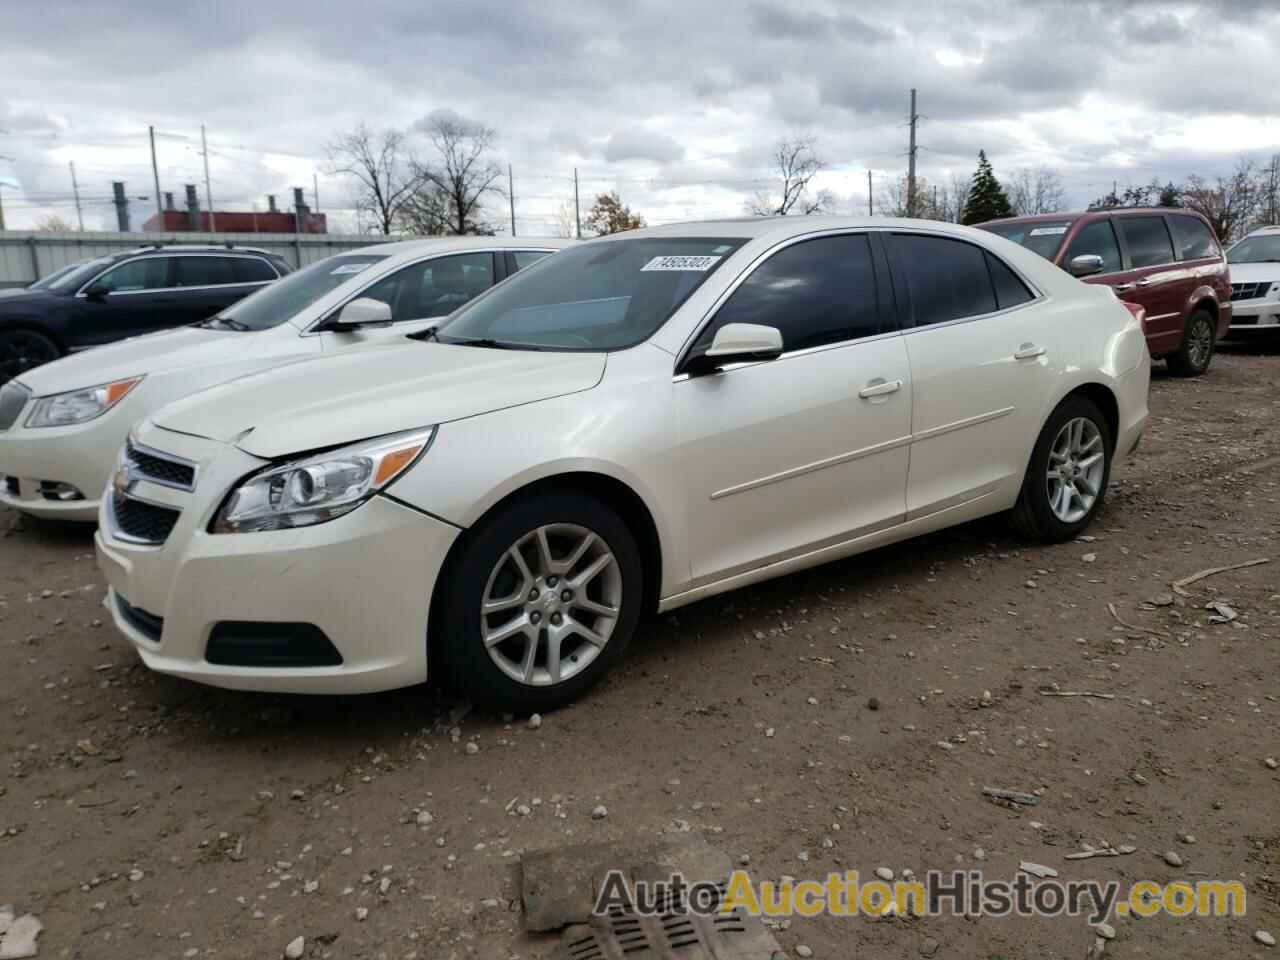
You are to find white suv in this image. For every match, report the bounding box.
[1226,226,1280,335]
[94,217,1149,712]
[0,238,568,521]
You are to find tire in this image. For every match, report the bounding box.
[1010,395,1113,543]
[0,328,62,383]
[438,490,644,713]
[1166,309,1216,377]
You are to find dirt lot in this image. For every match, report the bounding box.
[2,343,1279,960]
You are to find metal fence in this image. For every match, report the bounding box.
[0,231,397,288]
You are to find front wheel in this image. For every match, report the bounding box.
[1010,396,1113,542]
[0,328,61,383]
[1166,309,1216,377]
[438,490,644,713]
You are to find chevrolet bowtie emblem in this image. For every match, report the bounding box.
[112,463,135,496]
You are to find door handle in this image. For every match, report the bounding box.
[1014,343,1046,360]
[858,378,902,399]
[1113,282,1137,293]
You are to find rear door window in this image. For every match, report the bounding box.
[985,252,1034,310]
[1117,216,1176,269]
[512,250,552,271]
[175,256,237,287]
[231,257,279,283]
[1169,215,1219,261]
[1063,219,1123,274]
[890,234,996,327]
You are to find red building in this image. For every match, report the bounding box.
[143,209,327,234]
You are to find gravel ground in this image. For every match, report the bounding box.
[2,342,1278,960]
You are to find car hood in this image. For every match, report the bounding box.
[0,289,59,308]
[1227,262,1280,285]
[17,326,259,397]
[152,339,607,459]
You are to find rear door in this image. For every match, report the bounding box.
[889,232,1056,517]
[675,232,910,584]
[1112,215,1185,356]
[74,256,178,344]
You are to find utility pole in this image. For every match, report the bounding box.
[508,163,516,237]
[573,167,581,240]
[149,125,163,220]
[200,124,216,234]
[0,185,5,232]
[867,170,873,216]
[906,87,919,219]
[69,161,84,230]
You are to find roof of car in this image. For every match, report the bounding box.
[358,236,575,258]
[582,215,1001,243]
[984,207,1207,226]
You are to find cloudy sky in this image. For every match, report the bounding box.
[2,0,1279,233]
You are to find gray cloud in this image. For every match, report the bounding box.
[0,0,1278,230]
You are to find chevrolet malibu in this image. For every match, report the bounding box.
[0,237,568,521]
[95,217,1150,712]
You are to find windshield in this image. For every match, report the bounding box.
[1228,233,1280,264]
[212,253,388,330]
[980,220,1074,261]
[436,237,745,351]
[34,256,116,293]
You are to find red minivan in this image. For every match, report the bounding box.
[982,209,1231,376]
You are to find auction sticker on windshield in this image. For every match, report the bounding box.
[331,263,370,275]
[1029,226,1068,237]
[642,255,722,271]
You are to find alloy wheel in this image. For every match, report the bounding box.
[1187,317,1214,371]
[480,523,622,687]
[0,332,58,382]
[1045,416,1105,524]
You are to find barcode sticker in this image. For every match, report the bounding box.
[641,255,722,272]
[1029,226,1068,237]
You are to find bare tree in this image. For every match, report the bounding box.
[552,198,577,239]
[748,136,833,216]
[324,123,420,235]
[1179,159,1259,242]
[879,173,966,222]
[410,112,503,236]
[1008,167,1066,216]
[33,214,75,231]
[1255,153,1280,227]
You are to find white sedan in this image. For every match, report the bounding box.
[0,238,568,521]
[94,217,1150,712]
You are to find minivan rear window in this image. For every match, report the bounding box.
[980,220,1073,261]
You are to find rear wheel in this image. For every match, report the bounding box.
[1010,395,1113,543]
[439,490,643,713]
[0,328,61,382]
[1166,309,1216,377]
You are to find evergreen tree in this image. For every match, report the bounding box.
[961,150,1014,224]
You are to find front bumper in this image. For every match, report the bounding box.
[0,399,139,523]
[95,427,461,694]
[1227,298,1280,333]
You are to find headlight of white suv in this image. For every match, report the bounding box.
[211,427,436,534]
[25,377,144,428]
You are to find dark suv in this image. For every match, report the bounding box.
[981,209,1231,376]
[0,245,292,382]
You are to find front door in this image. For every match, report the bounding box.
[76,256,178,345]
[675,233,910,585]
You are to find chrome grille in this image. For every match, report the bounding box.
[126,440,196,489]
[1230,281,1274,301]
[0,381,30,431]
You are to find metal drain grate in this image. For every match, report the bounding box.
[557,880,776,960]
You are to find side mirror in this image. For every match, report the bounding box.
[1068,254,1104,278]
[687,323,784,376]
[84,282,110,300]
[325,297,393,332]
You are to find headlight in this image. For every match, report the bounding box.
[25,377,143,428]
[211,427,436,534]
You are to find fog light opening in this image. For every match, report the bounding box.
[38,481,85,502]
